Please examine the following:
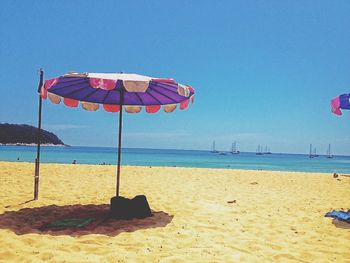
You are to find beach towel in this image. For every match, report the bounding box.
[325,210,350,223]
[42,218,93,229]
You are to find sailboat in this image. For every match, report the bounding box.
[256,144,263,155]
[326,144,334,158]
[211,140,219,153]
[264,146,271,154]
[313,147,319,157]
[231,141,240,154]
[309,144,314,158]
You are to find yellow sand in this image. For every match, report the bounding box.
[0,162,349,262]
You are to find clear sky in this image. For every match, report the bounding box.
[0,0,349,155]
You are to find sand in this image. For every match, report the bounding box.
[0,161,349,262]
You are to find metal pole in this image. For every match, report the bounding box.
[34,68,44,200]
[116,84,124,196]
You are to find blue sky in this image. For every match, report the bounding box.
[0,0,349,154]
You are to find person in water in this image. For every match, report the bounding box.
[72,160,77,164]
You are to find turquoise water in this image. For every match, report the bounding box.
[0,146,350,174]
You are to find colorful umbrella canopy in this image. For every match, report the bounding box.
[35,71,195,198]
[41,72,195,113]
[331,94,350,116]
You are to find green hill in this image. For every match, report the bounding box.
[0,123,65,145]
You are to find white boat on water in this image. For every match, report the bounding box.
[264,146,271,154]
[231,141,240,154]
[211,140,219,153]
[326,144,334,158]
[309,144,314,158]
[256,145,263,155]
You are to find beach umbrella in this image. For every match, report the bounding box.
[331,93,350,116]
[34,70,195,199]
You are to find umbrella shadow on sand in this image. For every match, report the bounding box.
[0,204,173,236]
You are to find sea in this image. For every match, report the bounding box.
[0,146,350,174]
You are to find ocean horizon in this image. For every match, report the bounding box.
[1,145,349,174]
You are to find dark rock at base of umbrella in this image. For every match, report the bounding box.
[109,195,152,220]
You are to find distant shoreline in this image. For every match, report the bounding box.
[1,160,349,176]
[0,143,67,147]
[0,146,349,174]
[0,144,349,157]
[1,160,348,175]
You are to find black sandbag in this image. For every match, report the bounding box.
[109,195,152,219]
[131,195,152,219]
[110,196,133,219]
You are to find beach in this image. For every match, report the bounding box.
[0,161,349,262]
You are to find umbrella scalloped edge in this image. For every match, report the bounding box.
[44,92,194,114]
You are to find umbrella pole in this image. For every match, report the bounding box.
[116,87,124,197]
[34,68,44,200]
